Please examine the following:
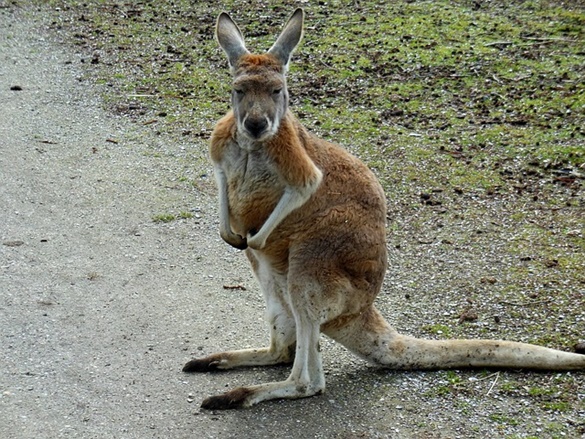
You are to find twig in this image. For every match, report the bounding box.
[521,36,579,43]
[563,415,582,426]
[486,371,500,395]
[485,38,574,49]
[511,74,532,82]
[498,299,551,307]
[223,285,247,291]
[475,372,499,382]
[485,41,513,47]
[527,219,549,230]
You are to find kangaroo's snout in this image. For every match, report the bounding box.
[244,116,269,139]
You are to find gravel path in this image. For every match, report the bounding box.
[1,6,583,439]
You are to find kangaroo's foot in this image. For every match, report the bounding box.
[183,344,295,373]
[201,379,324,410]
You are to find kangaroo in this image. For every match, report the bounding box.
[183,8,585,409]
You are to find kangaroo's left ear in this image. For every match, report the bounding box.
[268,8,304,71]
[216,12,250,70]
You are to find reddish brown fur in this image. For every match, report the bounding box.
[185,8,585,411]
[266,118,321,188]
[209,111,236,163]
[236,53,283,74]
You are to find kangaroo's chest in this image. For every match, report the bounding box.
[222,144,283,235]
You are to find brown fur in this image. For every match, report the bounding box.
[236,53,283,73]
[184,8,585,410]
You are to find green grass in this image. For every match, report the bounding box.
[152,211,194,223]
[41,1,585,181]
[152,213,176,223]
[423,323,453,338]
[489,413,520,426]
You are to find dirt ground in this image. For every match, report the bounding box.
[1,5,583,439]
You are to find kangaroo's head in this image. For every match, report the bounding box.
[216,9,304,145]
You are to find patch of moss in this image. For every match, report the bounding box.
[152,213,176,223]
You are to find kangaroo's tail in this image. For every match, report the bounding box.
[323,306,585,370]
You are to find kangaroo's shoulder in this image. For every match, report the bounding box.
[210,110,237,163]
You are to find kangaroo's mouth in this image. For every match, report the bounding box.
[239,117,278,142]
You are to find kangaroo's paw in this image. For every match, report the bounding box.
[200,379,324,410]
[246,229,267,250]
[221,230,248,250]
[201,387,255,410]
[182,354,224,373]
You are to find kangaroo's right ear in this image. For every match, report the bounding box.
[216,12,249,70]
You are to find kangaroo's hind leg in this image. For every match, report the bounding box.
[183,251,296,373]
[198,268,327,409]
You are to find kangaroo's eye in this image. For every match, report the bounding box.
[273,88,282,95]
[234,88,244,95]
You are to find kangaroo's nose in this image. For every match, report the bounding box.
[244,117,268,138]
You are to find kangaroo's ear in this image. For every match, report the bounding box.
[268,8,304,71]
[216,12,249,70]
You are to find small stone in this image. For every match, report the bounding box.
[574,342,585,354]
